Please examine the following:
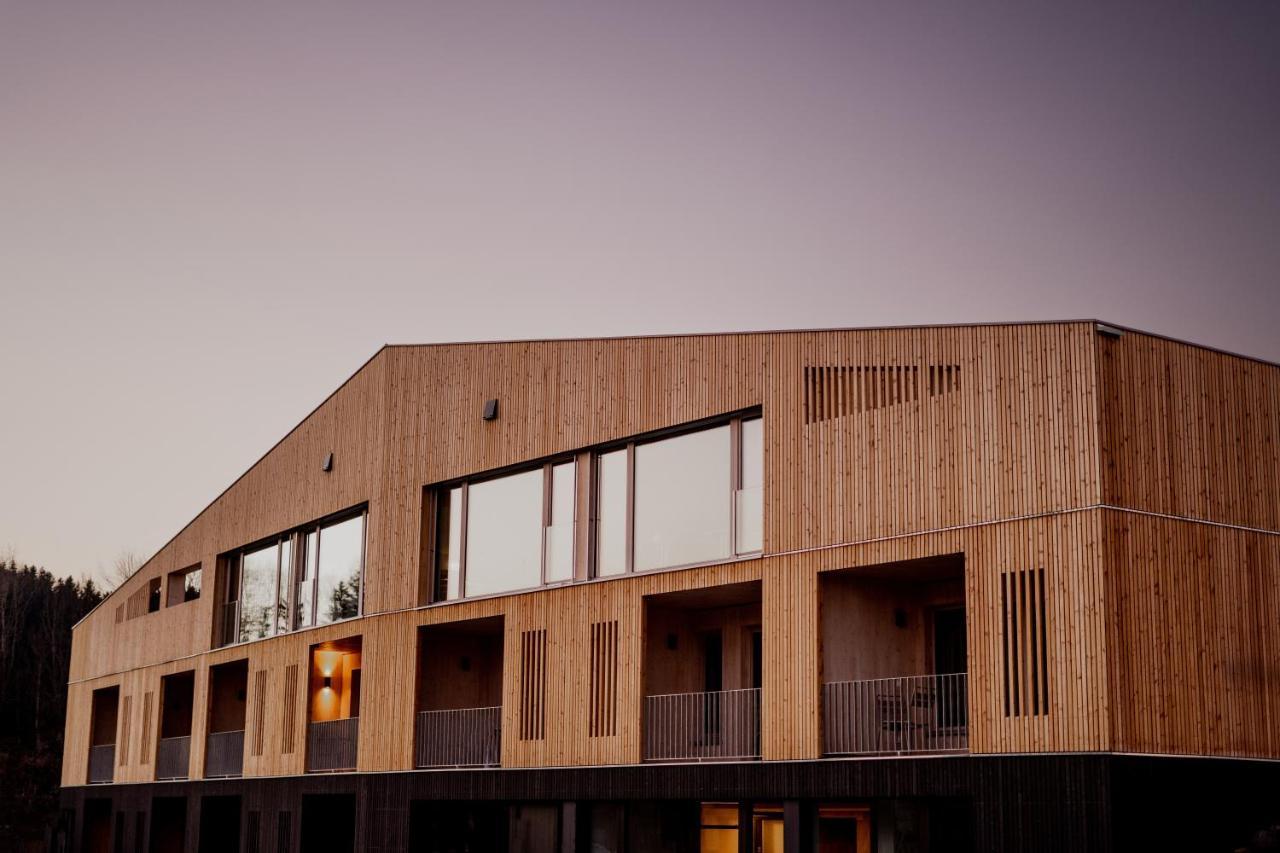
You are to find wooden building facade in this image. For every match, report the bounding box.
[60,322,1280,852]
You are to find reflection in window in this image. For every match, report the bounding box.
[432,460,580,601]
[595,415,762,577]
[699,803,739,853]
[635,425,731,571]
[465,469,544,597]
[219,508,366,646]
[165,564,202,606]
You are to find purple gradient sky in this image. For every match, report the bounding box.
[2,2,1278,583]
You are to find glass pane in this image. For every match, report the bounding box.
[296,531,317,629]
[595,450,628,576]
[700,829,738,853]
[273,537,291,634]
[239,543,279,642]
[465,469,543,596]
[183,569,202,602]
[435,487,462,601]
[736,417,763,554]
[634,426,732,572]
[544,462,575,583]
[316,515,364,624]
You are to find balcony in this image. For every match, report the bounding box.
[644,688,761,762]
[87,744,115,784]
[307,718,359,772]
[204,729,245,778]
[155,735,191,780]
[820,554,969,758]
[415,707,501,768]
[823,673,968,755]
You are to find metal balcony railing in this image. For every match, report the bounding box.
[204,729,245,778]
[307,718,359,772]
[87,744,115,784]
[155,735,191,780]
[643,688,761,762]
[414,707,501,768]
[823,672,968,756]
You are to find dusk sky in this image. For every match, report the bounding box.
[2,1,1278,584]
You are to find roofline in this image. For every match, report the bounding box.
[77,317,1279,628]
[381,319,1280,370]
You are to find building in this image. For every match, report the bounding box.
[59,322,1280,853]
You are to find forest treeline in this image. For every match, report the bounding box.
[0,559,104,850]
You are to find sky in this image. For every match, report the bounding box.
[2,1,1278,585]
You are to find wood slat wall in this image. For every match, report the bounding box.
[61,322,1280,788]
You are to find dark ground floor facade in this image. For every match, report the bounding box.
[59,754,1280,853]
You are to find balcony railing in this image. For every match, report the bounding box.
[155,735,191,780]
[87,744,115,784]
[204,729,245,778]
[307,718,359,772]
[644,688,761,762]
[823,673,968,756]
[415,707,501,768]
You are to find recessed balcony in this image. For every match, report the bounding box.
[87,685,118,784]
[204,659,248,778]
[820,555,969,757]
[414,616,504,768]
[307,636,362,773]
[155,670,194,780]
[642,581,763,762]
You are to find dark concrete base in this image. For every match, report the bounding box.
[57,754,1280,853]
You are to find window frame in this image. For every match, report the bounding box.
[430,458,578,603]
[165,564,202,608]
[218,505,368,647]
[590,412,762,579]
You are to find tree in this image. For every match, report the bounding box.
[0,558,103,850]
[105,549,144,591]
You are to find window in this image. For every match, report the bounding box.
[146,578,161,613]
[166,565,202,606]
[219,508,366,646]
[595,415,761,576]
[431,462,578,602]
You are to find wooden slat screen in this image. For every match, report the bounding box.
[251,669,268,757]
[118,695,131,766]
[276,812,291,853]
[281,664,299,754]
[519,629,547,741]
[589,620,619,738]
[140,692,153,765]
[804,363,961,423]
[245,811,260,853]
[1002,567,1050,717]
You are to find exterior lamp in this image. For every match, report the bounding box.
[322,675,333,690]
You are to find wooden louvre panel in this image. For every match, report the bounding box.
[281,664,299,754]
[1001,567,1050,717]
[519,629,548,741]
[250,669,268,757]
[114,604,125,624]
[140,691,154,765]
[118,694,132,766]
[804,363,962,423]
[589,620,619,738]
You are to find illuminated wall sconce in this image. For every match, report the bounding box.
[322,675,333,690]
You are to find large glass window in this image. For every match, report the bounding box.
[595,415,762,576]
[432,460,579,601]
[220,507,366,646]
[465,468,544,597]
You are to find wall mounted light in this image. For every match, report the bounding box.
[894,608,908,629]
[322,452,334,472]
[666,633,679,650]
[482,399,499,421]
[460,656,471,672]
[322,675,333,690]
[1095,323,1124,340]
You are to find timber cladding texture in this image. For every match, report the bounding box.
[61,322,1280,789]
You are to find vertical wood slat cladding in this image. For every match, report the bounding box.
[140,692,153,766]
[519,630,547,741]
[118,695,131,767]
[60,323,1280,788]
[589,620,619,738]
[1001,568,1050,718]
[1098,332,1280,531]
[281,665,299,754]
[1104,510,1279,758]
[251,670,268,757]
